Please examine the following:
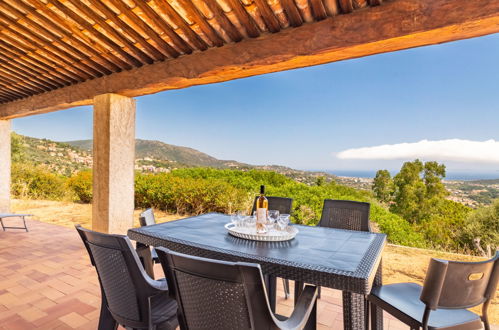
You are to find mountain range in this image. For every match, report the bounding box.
[15,134,333,185]
[66,139,244,168]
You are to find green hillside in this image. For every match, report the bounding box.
[66,139,245,168]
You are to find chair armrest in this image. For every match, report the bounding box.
[274,285,318,330]
[143,275,169,294]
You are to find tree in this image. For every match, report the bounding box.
[11,133,24,162]
[315,176,325,186]
[372,170,394,203]
[461,199,499,252]
[391,159,426,223]
[423,161,448,199]
[390,159,449,223]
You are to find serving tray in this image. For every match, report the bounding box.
[225,223,298,241]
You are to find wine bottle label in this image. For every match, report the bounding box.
[256,208,266,222]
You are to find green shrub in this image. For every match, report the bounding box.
[67,170,93,203]
[460,199,499,251]
[135,172,251,215]
[11,163,67,200]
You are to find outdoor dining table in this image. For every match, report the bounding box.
[128,213,386,330]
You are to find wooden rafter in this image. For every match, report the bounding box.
[0,0,498,108]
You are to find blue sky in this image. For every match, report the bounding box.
[13,33,499,176]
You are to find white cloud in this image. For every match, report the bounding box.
[336,139,499,164]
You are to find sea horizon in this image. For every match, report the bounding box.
[311,170,499,181]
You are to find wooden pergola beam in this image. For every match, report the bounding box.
[1,0,499,119]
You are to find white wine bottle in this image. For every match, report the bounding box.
[256,185,268,234]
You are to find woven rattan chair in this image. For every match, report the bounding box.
[156,247,318,330]
[368,252,499,330]
[75,225,178,330]
[252,196,293,299]
[318,199,371,232]
[137,208,159,278]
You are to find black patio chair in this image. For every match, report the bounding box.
[136,208,159,278]
[156,247,318,330]
[368,252,499,330]
[318,199,371,232]
[75,225,178,330]
[252,196,293,299]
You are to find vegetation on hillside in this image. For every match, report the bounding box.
[373,160,497,253]
[10,134,498,254]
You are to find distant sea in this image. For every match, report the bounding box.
[316,170,499,181]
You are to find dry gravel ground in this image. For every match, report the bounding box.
[11,199,499,325]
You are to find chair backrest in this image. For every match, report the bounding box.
[75,225,158,328]
[251,196,293,215]
[139,208,156,227]
[156,247,275,329]
[318,199,371,232]
[420,252,499,310]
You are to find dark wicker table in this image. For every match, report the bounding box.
[128,213,386,330]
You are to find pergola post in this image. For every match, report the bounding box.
[0,120,11,213]
[92,94,136,234]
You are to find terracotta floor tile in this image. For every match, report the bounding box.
[16,306,48,322]
[59,312,89,329]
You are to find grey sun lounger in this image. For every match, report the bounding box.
[0,213,33,232]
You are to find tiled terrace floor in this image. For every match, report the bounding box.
[0,219,487,329]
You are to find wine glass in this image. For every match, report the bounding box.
[267,210,279,230]
[231,213,240,227]
[277,214,290,231]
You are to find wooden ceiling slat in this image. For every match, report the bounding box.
[0,72,46,95]
[0,90,16,103]
[0,59,60,90]
[85,0,166,61]
[0,1,110,77]
[45,0,138,69]
[322,0,339,15]
[0,41,69,86]
[65,0,153,65]
[253,0,281,33]
[0,86,25,101]
[224,0,260,37]
[105,0,182,57]
[0,63,53,92]
[25,0,128,71]
[11,0,118,74]
[0,79,29,97]
[176,0,225,47]
[131,0,192,54]
[0,26,83,82]
[0,57,63,90]
[0,12,95,80]
[0,39,76,84]
[309,0,328,20]
[204,0,243,42]
[0,63,55,92]
[338,0,354,13]
[152,0,209,51]
[281,0,304,27]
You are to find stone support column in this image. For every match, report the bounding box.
[92,94,136,234]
